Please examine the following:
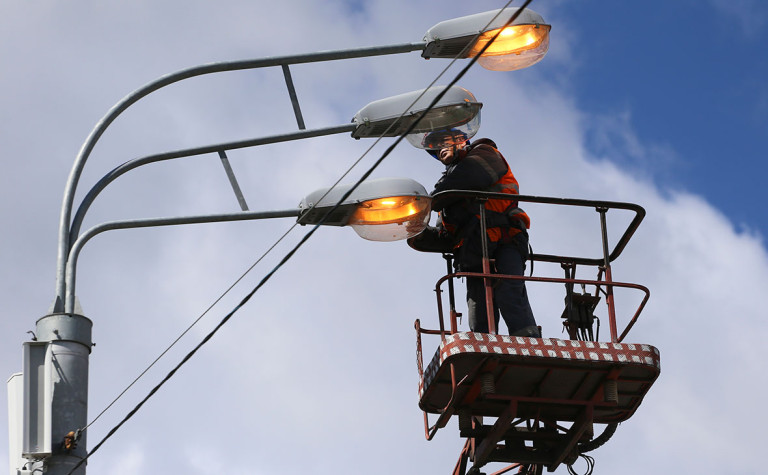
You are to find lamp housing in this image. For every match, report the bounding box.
[351,86,482,139]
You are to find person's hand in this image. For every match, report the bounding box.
[407,225,455,253]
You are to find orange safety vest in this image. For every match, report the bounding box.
[440,145,530,244]
[484,160,530,243]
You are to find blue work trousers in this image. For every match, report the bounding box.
[462,233,536,334]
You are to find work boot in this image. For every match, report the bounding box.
[511,325,541,338]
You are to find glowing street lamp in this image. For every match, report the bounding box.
[422,7,551,71]
[58,177,430,309]
[298,177,431,242]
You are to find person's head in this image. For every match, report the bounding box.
[427,142,468,165]
[424,129,469,165]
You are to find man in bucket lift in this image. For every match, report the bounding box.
[410,129,540,337]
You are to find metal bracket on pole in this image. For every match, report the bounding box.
[282,64,306,130]
[217,150,249,211]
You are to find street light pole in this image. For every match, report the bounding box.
[9,7,551,474]
[52,4,553,312]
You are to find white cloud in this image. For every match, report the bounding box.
[2,1,767,474]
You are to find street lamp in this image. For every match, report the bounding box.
[62,178,428,311]
[9,6,550,475]
[351,85,482,139]
[298,177,431,241]
[422,7,551,71]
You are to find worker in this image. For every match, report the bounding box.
[417,130,539,337]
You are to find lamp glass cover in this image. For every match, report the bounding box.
[471,24,550,71]
[408,103,482,134]
[405,112,480,150]
[349,195,431,241]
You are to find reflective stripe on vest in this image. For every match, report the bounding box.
[484,149,530,232]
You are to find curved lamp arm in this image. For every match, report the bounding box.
[68,124,356,245]
[53,43,426,311]
[65,209,302,313]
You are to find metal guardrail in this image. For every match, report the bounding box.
[416,192,648,343]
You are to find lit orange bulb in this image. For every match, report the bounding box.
[470,24,550,57]
[349,196,429,225]
[348,195,432,242]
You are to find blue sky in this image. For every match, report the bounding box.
[1,1,767,474]
[552,1,768,236]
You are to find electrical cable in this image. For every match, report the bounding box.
[81,223,298,432]
[66,1,533,472]
[567,454,595,475]
[578,422,618,453]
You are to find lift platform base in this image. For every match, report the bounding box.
[418,332,660,472]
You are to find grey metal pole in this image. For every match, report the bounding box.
[31,314,92,475]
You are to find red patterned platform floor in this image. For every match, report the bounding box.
[419,332,660,424]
